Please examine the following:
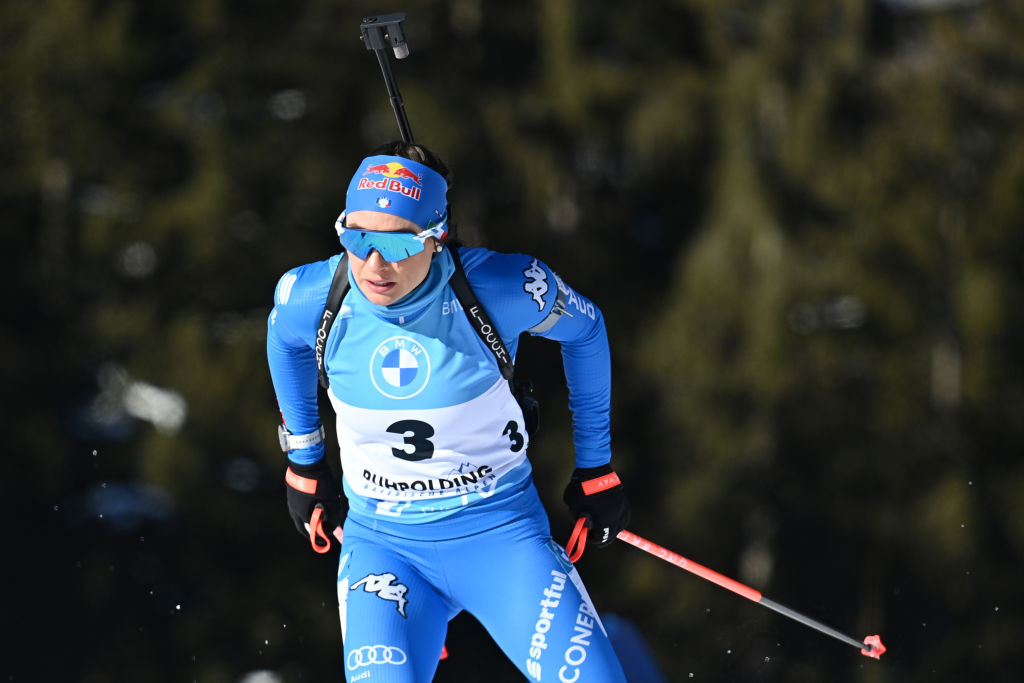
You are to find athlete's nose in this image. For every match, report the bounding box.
[365,249,388,267]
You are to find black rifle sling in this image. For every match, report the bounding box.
[446,247,516,384]
[316,253,350,390]
[316,248,515,388]
[446,248,538,433]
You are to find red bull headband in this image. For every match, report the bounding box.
[343,154,449,231]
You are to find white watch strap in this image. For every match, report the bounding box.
[278,424,326,452]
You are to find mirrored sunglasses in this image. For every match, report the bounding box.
[335,214,448,262]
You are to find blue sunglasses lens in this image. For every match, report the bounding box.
[339,228,428,262]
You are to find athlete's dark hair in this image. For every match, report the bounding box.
[369,140,461,246]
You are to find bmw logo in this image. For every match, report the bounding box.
[370,336,431,399]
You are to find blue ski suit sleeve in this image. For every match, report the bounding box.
[266,255,342,466]
[461,248,612,468]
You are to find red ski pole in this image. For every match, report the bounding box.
[613,527,886,659]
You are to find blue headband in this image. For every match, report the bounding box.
[343,155,449,230]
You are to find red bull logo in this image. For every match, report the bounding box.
[363,161,423,185]
[358,161,423,200]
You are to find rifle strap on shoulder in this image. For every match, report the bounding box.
[447,247,515,383]
[317,252,350,390]
[448,247,539,434]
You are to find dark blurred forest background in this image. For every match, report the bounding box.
[3,0,1022,681]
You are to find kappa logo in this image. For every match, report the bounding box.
[523,259,548,312]
[351,572,409,617]
[370,336,431,399]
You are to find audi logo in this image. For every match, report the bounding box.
[347,645,408,670]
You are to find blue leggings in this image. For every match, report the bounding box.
[337,510,627,682]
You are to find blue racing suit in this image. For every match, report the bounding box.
[267,245,627,682]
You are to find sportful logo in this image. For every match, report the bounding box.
[525,570,568,681]
[347,644,408,671]
[350,572,409,617]
[523,259,548,312]
[356,161,423,200]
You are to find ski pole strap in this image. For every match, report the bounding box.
[308,504,332,554]
[566,516,589,563]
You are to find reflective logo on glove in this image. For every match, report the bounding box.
[581,472,621,496]
[285,467,318,494]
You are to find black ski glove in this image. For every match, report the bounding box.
[285,459,345,553]
[563,464,630,547]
